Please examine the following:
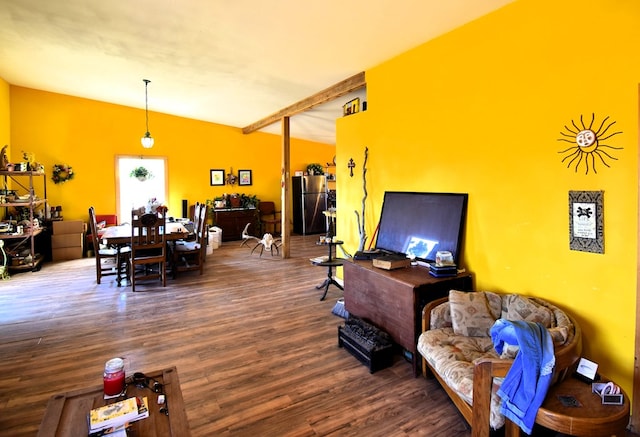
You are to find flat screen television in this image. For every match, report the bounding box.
[374,191,468,264]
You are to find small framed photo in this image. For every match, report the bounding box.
[343,98,360,116]
[238,169,252,186]
[569,190,604,254]
[210,169,225,186]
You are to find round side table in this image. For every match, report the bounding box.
[534,376,629,436]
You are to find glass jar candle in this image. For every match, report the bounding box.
[103,357,125,396]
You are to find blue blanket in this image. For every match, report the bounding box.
[490,319,555,435]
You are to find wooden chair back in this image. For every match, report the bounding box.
[170,202,208,277]
[88,206,128,284]
[88,206,101,251]
[130,208,167,291]
[258,201,280,235]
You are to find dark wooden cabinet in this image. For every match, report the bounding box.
[213,208,259,241]
[343,259,473,375]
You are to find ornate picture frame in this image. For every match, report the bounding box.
[238,169,252,186]
[569,190,604,254]
[210,169,225,186]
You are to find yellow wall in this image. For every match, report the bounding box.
[0,77,9,154]
[337,0,639,393]
[8,86,334,220]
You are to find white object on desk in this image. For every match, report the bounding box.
[576,357,598,381]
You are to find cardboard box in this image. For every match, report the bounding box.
[53,220,86,234]
[51,233,84,249]
[52,247,83,261]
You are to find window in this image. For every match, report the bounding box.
[116,156,167,225]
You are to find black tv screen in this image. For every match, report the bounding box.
[375,192,468,264]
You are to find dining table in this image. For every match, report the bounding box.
[100,222,189,286]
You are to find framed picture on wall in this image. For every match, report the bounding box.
[569,190,604,254]
[210,169,225,186]
[238,169,252,186]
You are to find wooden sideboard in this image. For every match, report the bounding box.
[213,208,259,241]
[343,259,473,375]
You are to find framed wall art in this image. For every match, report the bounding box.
[238,169,252,186]
[343,98,360,116]
[569,190,604,254]
[210,169,225,186]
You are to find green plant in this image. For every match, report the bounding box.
[240,194,259,208]
[306,163,324,175]
[130,166,151,179]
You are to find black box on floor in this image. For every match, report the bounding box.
[338,317,394,373]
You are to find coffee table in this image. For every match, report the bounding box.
[37,366,190,437]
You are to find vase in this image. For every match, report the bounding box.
[137,176,147,181]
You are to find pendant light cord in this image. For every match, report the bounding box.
[144,79,151,135]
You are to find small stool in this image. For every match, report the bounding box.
[505,375,630,436]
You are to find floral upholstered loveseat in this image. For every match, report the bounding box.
[417,290,582,436]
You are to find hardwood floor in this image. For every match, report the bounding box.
[0,236,470,436]
[7,236,633,436]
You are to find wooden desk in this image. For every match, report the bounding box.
[37,366,190,437]
[343,260,473,375]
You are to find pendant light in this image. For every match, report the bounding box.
[141,79,154,148]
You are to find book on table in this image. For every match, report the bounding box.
[428,262,458,277]
[372,254,411,270]
[88,396,149,435]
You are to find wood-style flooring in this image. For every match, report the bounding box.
[0,236,470,436]
[1,236,633,436]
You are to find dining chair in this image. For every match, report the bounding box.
[130,208,167,291]
[170,202,208,278]
[258,201,280,236]
[85,213,118,255]
[88,206,130,285]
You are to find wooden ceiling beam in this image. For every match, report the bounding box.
[242,71,365,134]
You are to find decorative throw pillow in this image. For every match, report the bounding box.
[501,294,554,328]
[449,290,499,337]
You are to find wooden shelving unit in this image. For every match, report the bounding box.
[0,171,48,271]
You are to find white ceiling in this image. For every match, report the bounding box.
[0,0,514,144]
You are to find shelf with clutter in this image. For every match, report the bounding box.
[0,170,48,272]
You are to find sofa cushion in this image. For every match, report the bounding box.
[531,297,573,346]
[429,301,453,330]
[501,294,554,327]
[449,290,501,337]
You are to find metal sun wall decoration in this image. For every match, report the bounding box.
[557,113,623,175]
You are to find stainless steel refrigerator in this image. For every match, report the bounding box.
[292,175,327,235]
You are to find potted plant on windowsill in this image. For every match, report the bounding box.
[130,166,151,181]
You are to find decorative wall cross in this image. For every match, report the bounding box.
[348,158,356,177]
